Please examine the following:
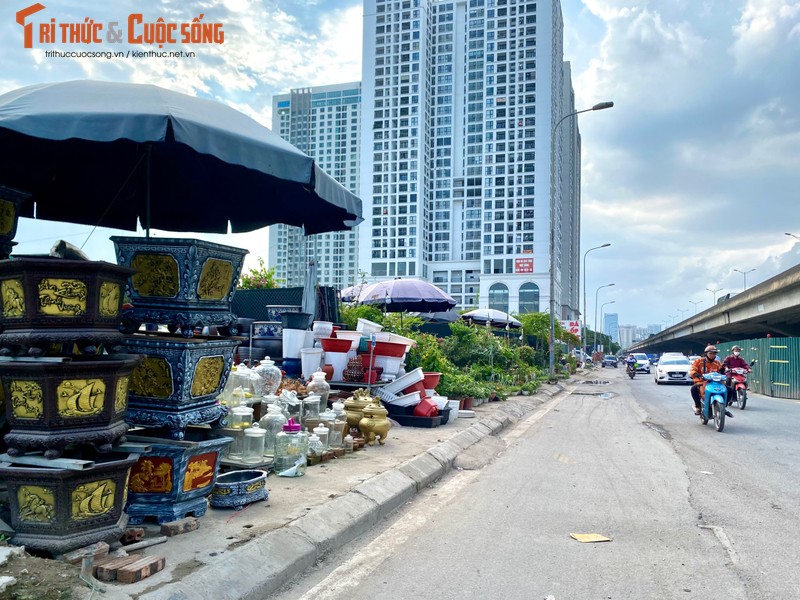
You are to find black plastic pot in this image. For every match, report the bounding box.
[281,312,312,330]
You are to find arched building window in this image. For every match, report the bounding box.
[519,282,540,313]
[488,283,509,313]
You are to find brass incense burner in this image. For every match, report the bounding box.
[358,397,391,446]
[343,388,372,434]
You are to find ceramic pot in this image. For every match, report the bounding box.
[209,469,269,509]
[0,257,134,356]
[111,236,248,337]
[0,451,139,555]
[0,354,143,458]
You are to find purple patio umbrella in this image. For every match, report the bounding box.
[355,278,456,313]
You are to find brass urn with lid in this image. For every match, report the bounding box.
[358,397,391,446]
[343,388,372,434]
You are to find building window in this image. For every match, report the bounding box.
[488,283,509,313]
[519,282,540,313]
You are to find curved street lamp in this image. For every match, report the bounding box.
[598,300,615,351]
[733,268,755,291]
[688,299,703,314]
[592,283,615,352]
[676,308,688,321]
[581,243,611,351]
[786,232,800,241]
[707,286,723,305]
[548,101,614,381]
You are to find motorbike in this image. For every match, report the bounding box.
[726,367,749,410]
[699,372,729,432]
[626,361,637,379]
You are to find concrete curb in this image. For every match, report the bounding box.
[136,385,562,600]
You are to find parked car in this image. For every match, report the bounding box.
[654,355,693,384]
[632,353,651,373]
[601,355,618,368]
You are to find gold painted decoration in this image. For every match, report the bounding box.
[17,485,55,522]
[114,377,129,413]
[71,479,116,520]
[130,253,179,297]
[130,357,173,398]
[191,356,225,397]
[10,380,44,419]
[197,258,234,300]
[183,452,216,492]
[57,379,106,417]
[129,457,173,493]
[38,278,87,317]
[2,279,25,318]
[246,480,265,493]
[99,281,122,317]
[0,198,16,235]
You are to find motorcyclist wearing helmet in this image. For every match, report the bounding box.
[689,345,734,417]
[625,353,637,374]
[721,345,750,406]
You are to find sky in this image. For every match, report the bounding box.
[1,0,799,330]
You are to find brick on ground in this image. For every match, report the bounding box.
[116,555,166,584]
[160,516,199,536]
[96,555,142,582]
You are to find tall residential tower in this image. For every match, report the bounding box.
[269,83,362,288]
[359,0,580,318]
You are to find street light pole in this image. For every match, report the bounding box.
[707,286,723,305]
[592,283,615,353]
[786,232,800,241]
[581,243,611,354]
[733,268,755,291]
[599,300,615,351]
[667,314,677,326]
[688,299,703,314]
[676,308,688,321]
[548,101,614,382]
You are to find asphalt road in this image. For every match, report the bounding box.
[270,367,800,600]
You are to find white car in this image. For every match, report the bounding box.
[632,353,651,373]
[654,355,693,384]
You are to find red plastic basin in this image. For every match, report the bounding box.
[320,337,352,353]
[422,372,442,389]
[371,341,406,357]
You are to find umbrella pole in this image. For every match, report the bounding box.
[145,145,152,238]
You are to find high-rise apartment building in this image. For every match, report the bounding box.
[269,83,362,288]
[603,312,619,344]
[359,0,580,317]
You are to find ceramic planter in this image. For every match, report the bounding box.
[0,257,134,356]
[0,451,139,555]
[115,333,238,439]
[111,236,248,337]
[0,185,29,260]
[0,354,143,458]
[124,427,232,524]
[209,469,269,510]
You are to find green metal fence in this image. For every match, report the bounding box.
[716,337,800,400]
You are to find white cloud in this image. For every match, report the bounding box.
[731,0,800,70]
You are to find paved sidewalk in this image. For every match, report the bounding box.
[100,382,565,600]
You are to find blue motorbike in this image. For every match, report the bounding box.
[699,372,729,432]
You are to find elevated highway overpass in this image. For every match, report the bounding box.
[630,263,800,354]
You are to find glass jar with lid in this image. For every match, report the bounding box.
[279,390,302,423]
[307,433,323,465]
[242,424,267,464]
[258,403,288,457]
[228,404,254,430]
[253,357,282,396]
[306,371,331,406]
[319,408,342,449]
[312,422,330,450]
[301,395,321,430]
[330,402,348,448]
[274,418,308,477]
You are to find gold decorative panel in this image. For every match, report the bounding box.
[197,258,234,300]
[130,357,173,398]
[71,479,116,520]
[114,377,130,413]
[17,485,55,522]
[130,254,179,298]
[0,198,16,236]
[2,279,25,318]
[99,281,122,317]
[129,458,173,493]
[57,379,106,417]
[38,278,87,317]
[191,356,225,397]
[10,380,43,419]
